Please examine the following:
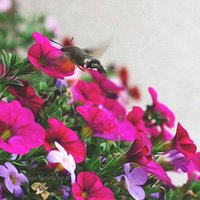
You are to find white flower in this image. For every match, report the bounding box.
[47,142,76,184]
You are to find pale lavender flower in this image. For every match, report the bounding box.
[0,0,12,12]
[0,162,28,198]
[117,163,147,200]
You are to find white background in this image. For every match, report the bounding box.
[19,0,200,185]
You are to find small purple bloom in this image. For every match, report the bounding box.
[151,192,160,199]
[0,162,28,198]
[117,163,147,200]
[60,186,71,200]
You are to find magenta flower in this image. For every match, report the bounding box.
[117,164,147,200]
[127,106,145,135]
[72,80,104,105]
[124,134,152,165]
[89,70,123,97]
[45,118,86,163]
[8,80,44,115]
[77,104,136,142]
[172,123,196,159]
[0,100,46,154]
[72,171,114,200]
[28,32,75,79]
[187,152,200,181]
[103,98,126,119]
[143,160,172,185]
[148,87,175,128]
[0,162,28,198]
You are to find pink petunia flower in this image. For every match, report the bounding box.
[187,152,200,181]
[103,98,126,119]
[8,80,44,115]
[28,32,75,79]
[76,104,136,142]
[45,118,86,163]
[172,123,196,159]
[0,162,28,198]
[124,134,152,165]
[127,106,145,135]
[143,160,172,185]
[148,87,175,128]
[117,164,147,200]
[0,100,46,154]
[72,80,104,105]
[89,70,124,98]
[47,142,76,184]
[72,171,114,200]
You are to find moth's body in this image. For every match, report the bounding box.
[61,46,106,73]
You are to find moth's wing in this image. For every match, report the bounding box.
[83,45,109,59]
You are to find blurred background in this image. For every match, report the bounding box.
[3,0,200,185]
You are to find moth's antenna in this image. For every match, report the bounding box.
[49,39,65,47]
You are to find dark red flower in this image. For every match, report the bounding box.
[125,134,152,165]
[72,172,114,200]
[172,123,196,159]
[8,80,44,115]
[45,118,86,163]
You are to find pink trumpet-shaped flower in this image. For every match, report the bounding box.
[72,80,104,105]
[0,162,28,198]
[77,104,135,142]
[0,100,45,154]
[148,87,175,128]
[143,160,172,185]
[72,171,114,200]
[124,134,152,165]
[45,118,86,163]
[28,32,75,79]
[172,123,196,159]
[8,80,44,115]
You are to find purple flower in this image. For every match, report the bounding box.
[117,163,147,200]
[0,162,28,198]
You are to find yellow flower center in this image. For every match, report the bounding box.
[1,129,12,141]
[82,192,88,199]
[10,174,17,185]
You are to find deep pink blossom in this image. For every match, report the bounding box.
[89,70,123,98]
[127,106,145,135]
[45,118,86,163]
[124,134,152,165]
[148,87,175,128]
[76,104,135,142]
[72,171,114,200]
[172,123,196,159]
[0,100,45,154]
[8,80,44,115]
[103,98,126,119]
[187,152,200,181]
[28,32,75,79]
[72,80,104,105]
[143,160,172,185]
